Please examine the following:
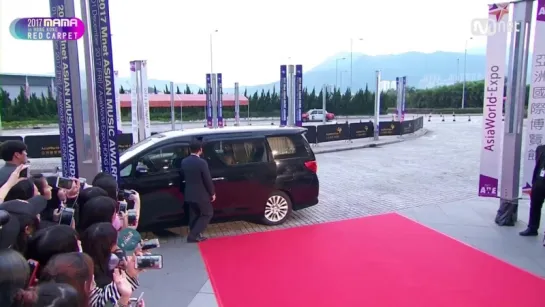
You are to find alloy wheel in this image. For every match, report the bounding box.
[264,195,289,223]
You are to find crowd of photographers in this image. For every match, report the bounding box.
[0,140,158,307]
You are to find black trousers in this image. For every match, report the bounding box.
[186,201,213,239]
[528,183,545,230]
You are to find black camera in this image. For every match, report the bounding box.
[58,208,75,226]
[141,238,160,251]
[135,255,163,270]
[127,209,138,226]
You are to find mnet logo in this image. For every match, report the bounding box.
[470,19,521,36]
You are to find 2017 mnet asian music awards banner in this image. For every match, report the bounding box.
[478,3,509,197]
[280,65,288,126]
[295,65,303,127]
[522,0,545,195]
[205,74,213,128]
[217,73,224,127]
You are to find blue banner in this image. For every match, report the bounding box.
[89,0,120,180]
[50,0,78,178]
[205,74,213,128]
[217,73,224,127]
[280,65,288,126]
[295,65,303,127]
[401,76,407,121]
[396,77,401,120]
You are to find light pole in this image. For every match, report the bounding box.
[350,38,363,90]
[462,37,472,109]
[456,58,460,83]
[335,57,346,89]
[209,29,218,73]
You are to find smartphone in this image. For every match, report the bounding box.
[127,209,137,226]
[118,201,128,213]
[27,259,39,287]
[58,207,75,225]
[135,255,163,270]
[56,177,73,189]
[19,167,28,178]
[141,238,160,251]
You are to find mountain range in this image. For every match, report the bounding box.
[88,48,531,94]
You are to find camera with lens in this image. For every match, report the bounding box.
[58,207,75,226]
[127,209,138,226]
[140,238,160,251]
[135,255,163,270]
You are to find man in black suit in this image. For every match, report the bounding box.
[520,144,545,236]
[181,140,215,242]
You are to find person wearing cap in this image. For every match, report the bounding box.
[0,196,47,254]
[0,209,20,250]
[0,140,29,186]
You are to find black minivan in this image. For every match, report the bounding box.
[118,126,319,230]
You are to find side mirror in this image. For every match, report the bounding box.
[135,165,149,176]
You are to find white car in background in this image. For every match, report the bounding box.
[302,109,335,122]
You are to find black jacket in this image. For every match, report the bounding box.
[181,155,215,204]
[532,145,545,185]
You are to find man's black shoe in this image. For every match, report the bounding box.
[519,228,538,236]
[187,236,208,243]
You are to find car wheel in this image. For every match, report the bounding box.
[261,191,292,225]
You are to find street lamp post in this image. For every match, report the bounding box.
[350,38,363,90]
[462,37,473,109]
[335,57,346,89]
[207,29,218,119]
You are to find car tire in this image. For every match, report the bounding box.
[261,191,292,226]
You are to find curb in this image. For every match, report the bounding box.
[314,129,430,155]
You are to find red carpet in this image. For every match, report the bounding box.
[199,213,545,307]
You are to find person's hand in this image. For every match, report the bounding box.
[57,189,67,202]
[125,255,143,279]
[118,211,128,229]
[6,164,28,188]
[65,179,80,199]
[137,298,145,307]
[113,268,133,299]
[52,208,62,222]
[128,190,140,203]
[211,194,216,202]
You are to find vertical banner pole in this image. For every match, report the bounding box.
[140,61,151,138]
[217,73,224,127]
[114,71,123,134]
[395,77,401,121]
[295,64,303,127]
[136,62,144,141]
[479,3,510,198]
[170,81,175,130]
[50,0,83,178]
[287,65,295,126]
[180,98,184,130]
[497,1,533,218]
[211,74,218,128]
[234,82,240,126]
[322,85,327,125]
[129,62,139,143]
[401,76,407,122]
[522,0,545,196]
[374,70,381,141]
[89,0,120,180]
[205,74,213,128]
[280,65,288,126]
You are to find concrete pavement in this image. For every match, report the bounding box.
[132,117,545,306]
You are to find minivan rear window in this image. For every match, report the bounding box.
[267,135,311,160]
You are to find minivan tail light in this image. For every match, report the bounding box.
[304,160,318,173]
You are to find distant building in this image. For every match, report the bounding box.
[0,73,54,99]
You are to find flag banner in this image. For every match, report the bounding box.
[140,61,151,138]
[401,76,407,122]
[478,3,509,197]
[50,0,78,178]
[234,82,240,123]
[396,77,401,121]
[89,0,120,180]
[295,65,303,127]
[280,65,288,126]
[217,73,224,127]
[521,0,545,195]
[114,71,123,135]
[129,62,139,143]
[205,74,213,128]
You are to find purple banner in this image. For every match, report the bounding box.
[49,0,78,178]
[295,65,303,127]
[401,76,407,121]
[217,73,224,127]
[89,0,120,180]
[280,65,288,126]
[206,74,213,128]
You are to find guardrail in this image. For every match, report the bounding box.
[0,117,424,159]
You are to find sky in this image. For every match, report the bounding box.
[0,0,539,87]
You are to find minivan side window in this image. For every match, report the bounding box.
[267,135,310,159]
[204,139,267,167]
[137,144,189,174]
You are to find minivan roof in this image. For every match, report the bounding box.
[158,125,307,139]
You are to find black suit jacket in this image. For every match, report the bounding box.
[532,145,545,185]
[181,154,215,204]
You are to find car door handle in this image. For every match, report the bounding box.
[213,177,225,181]
[168,182,173,186]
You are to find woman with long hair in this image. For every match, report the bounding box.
[78,196,118,233]
[40,252,95,307]
[81,222,140,307]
